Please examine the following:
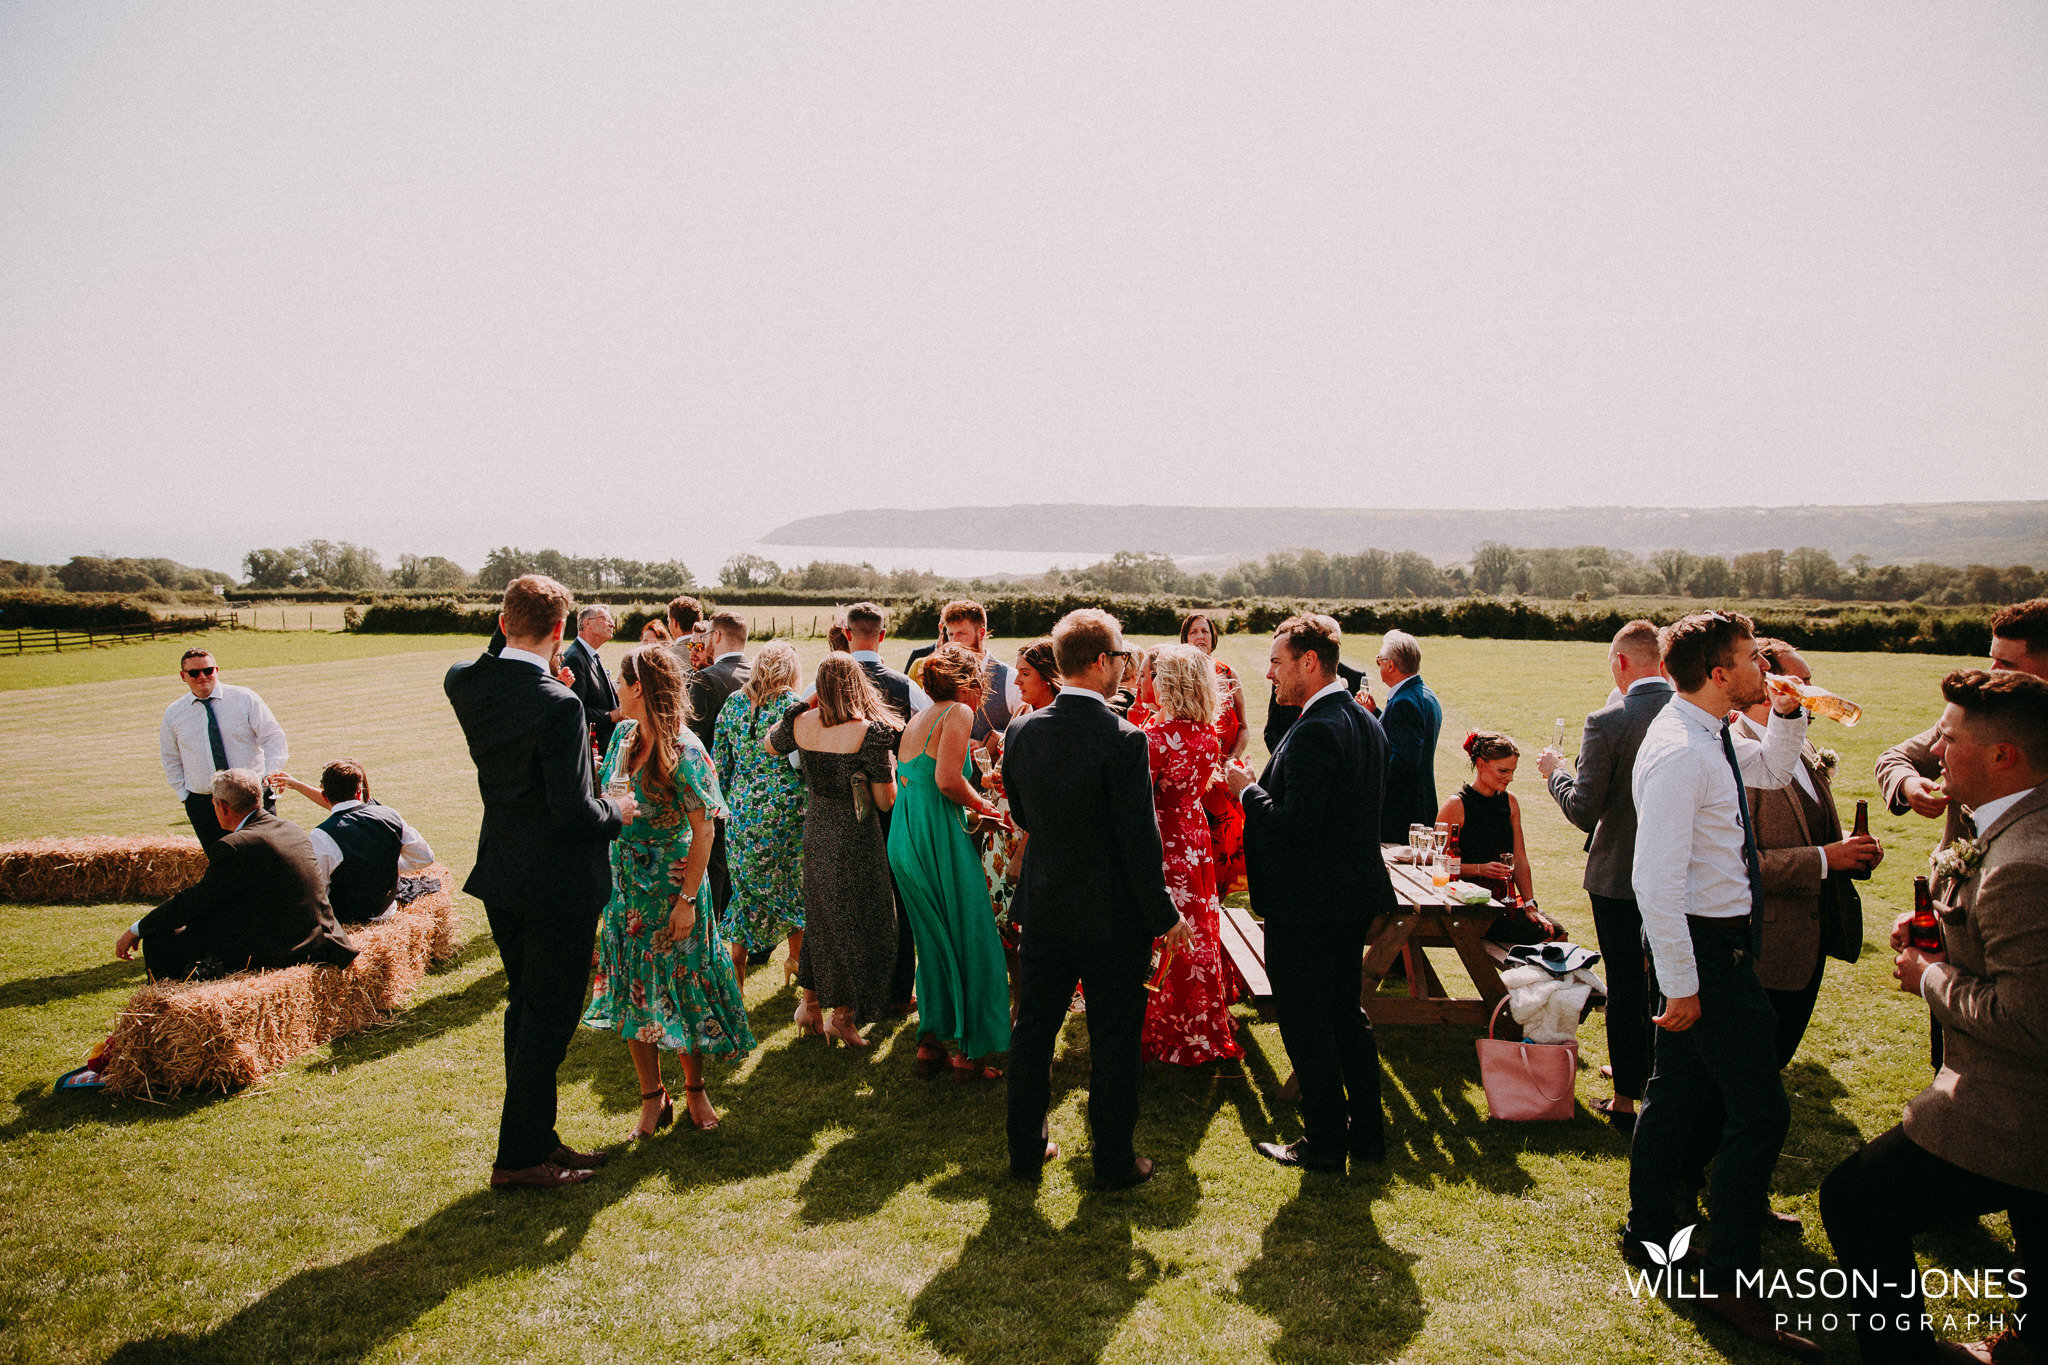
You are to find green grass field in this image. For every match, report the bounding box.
[0,629,2017,1364]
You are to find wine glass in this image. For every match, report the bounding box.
[1408,823,1426,863]
[1551,717,1568,750]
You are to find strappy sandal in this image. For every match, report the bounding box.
[952,1058,1003,1085]
[630,1087,673,1140]
[682,1082,720,1131]
[1591,1096,1636,1132]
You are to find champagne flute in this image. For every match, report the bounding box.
[1551,717,1568,750]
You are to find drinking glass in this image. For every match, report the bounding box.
[1408,823,1426,862]
[1430,855,1451,889]
[1552,717,1568,749]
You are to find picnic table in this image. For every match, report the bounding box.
[1216,845,1517,1029]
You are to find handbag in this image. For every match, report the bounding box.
[1475,997,1578,1121]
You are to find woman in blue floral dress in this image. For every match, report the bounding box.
[712,640,808,988]
[583,645,755,1136]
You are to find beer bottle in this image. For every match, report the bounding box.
[1909,876,1943,954]
[1445,823,1462,881]
[1849,799,1872,881]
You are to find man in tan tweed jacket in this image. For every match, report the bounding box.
[1821,669,2048,1365]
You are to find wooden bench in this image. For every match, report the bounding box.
[1218,903,1276,1022]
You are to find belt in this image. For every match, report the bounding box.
[1686,913,1751,930]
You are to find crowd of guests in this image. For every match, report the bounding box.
[109,577,2048,1365]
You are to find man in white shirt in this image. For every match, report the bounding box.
[159,648,288,852]
[271,760,435,923]
[1622,612,1819,1360]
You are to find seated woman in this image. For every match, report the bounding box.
[1437,731,1565,946]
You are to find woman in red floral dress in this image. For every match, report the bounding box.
[1139,644,1243,1066]
[1182,613,1248,895]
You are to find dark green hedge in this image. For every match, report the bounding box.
[895,592,1205,640]
[0,590,162,629]
[1233,597,1994,655]
[352,599,499,634]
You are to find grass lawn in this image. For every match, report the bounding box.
[0,631,2021,1364]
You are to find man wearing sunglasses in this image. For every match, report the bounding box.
[159,648,289,852]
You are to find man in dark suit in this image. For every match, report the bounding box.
[1002,608,1189,1189]
[446,574,634,1191]
[115,768,357,981]
[1262,658,1370,751]
[1536,618,1673,1128]
[688,610,753,938]
[1227,614,1393,1173]
[561,605,621,756]
[1370,630,1442,841]
[1822,669,2048,1365]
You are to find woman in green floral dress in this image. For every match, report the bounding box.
[711,640,807,989]
[583,645,755,1136]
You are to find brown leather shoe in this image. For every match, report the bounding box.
[1095,1156,1156,1192]
[490,1161,594,1191]
[1699,1287,1821,1361]
[1937,1330,2045,1365]
[549,1144,608,1171]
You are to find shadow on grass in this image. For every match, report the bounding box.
[426,930,500,975]
[326,968,507,1072]
[0,957,143,1011]
[1236,1170,1425,1365]
[0,1080,236,1144]
[104,1176,638,1365]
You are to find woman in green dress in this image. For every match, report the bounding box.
[583,645,755,1137]
[888,643,1013,1081]
[712,640,807,989]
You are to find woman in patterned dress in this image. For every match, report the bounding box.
[1183,612,1248,896]
[1139,644,1242,1066]
[582,646,755,1136]
[712,640,807,989]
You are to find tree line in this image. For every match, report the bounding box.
[4,538,2041,608]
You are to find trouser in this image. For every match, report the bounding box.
[1627,916,1790,1293]
[880,806,917,1006]
[184,793,227,854]
[708,820,732,919]
[1819,1124,2045,1363]
[1589,892,1654,1100]
[1682,955,1826,1200]
[484,896,602,1171]
[1006,930,1149,1180]
[142,928,221,982]
[1265,918,1383,1158]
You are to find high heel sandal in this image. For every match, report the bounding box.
[951,1057,1003,1084]
[823,1016,870,1048]
[793,1002,825,1037]
[682,1082,719,1131]
[630,1086,673,1140]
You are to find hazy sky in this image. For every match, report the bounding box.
[4,3,2045,577]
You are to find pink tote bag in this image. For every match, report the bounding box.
[1475,997,1578,1121]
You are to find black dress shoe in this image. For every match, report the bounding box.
[1350,1139,1387,1165]
[1700,1287,1822,1360]
[1619,1224,1704,1273]
[549,1144,609,1171]
[1255,1140,1345,1173]
[490,1161,593,1191]
[1094,1156,1155,1191]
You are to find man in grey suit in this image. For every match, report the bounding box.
[1822,669,2048,1365]
[1536,619,1670,1129]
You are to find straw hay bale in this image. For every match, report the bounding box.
[0,836,208,904]
[98,864,461,1097]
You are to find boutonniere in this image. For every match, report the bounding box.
[1930,838,1984,885]
[1816,748,1839,774]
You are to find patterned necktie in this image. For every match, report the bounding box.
[1719,722,1765,956]
[200,696,230,773]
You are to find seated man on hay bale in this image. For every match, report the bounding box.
[269,760,436,925]
[114,769,358,982]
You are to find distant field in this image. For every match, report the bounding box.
[0,629,2013,1364]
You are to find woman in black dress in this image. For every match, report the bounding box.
[1436,730,1565,946]
[768,653,901,1046]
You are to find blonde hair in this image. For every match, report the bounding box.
[812,652,900,731]
[1150,644,1219,726]
[745,641,800,705]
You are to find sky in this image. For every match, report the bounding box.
[3,2,2045,580]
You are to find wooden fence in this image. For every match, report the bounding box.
[0,617,219,657]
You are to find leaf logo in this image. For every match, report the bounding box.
[1643,1224,1696,1268]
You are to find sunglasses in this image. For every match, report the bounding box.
[183,666,217,678]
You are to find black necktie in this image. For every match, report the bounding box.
[1720,722,1765,956]
[200,696,230,773]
